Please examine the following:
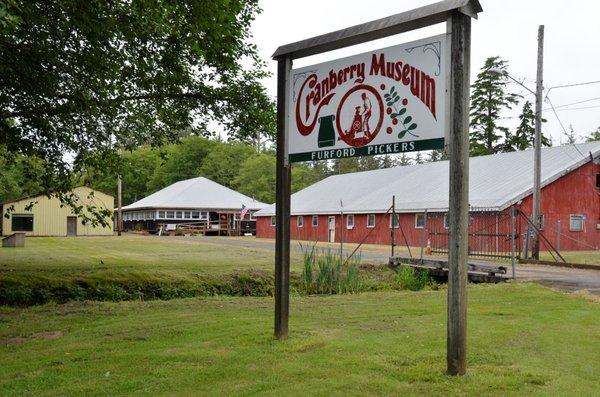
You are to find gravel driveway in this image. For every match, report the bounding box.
[172,235,600,296]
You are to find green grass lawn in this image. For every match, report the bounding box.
[0,235,290,276]
[0,283,598,396]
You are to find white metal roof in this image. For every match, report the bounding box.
[256,142,600,216]
[122,177,268,211]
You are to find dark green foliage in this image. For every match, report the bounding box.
[0,271,276,306]
[507,101,551,151]
[0,0,274,221]
[470,57,521,156]
[586,126,600,142]
[394,266,433,291]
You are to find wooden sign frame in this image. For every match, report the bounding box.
[272,0,482,376]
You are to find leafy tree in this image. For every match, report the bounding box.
[198,141,255,188]
[358,156,381,171]
[0,150,45,202]
[586,126,600,142]
[233,153,276,203]
[398,153,412,166]
[379,155,397,168]
[414,152,424,164]
[469,57,521,156]
[332,158,360,174]
[147,136,215,192]
[291,164,324,193]
[427,149,446,162]
[0,0,273,223]
[507,101,551,151]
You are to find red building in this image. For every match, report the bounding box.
[256,143,600,253]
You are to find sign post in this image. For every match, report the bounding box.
[272,0,481,375]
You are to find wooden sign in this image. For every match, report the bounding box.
[288,35,447,163]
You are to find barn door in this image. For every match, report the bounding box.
[328,216,335,243]
[67,216,77,236]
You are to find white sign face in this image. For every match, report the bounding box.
[288,34,447,163]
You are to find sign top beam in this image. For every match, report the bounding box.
[272,0,481,60]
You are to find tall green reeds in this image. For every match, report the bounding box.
[299,243,362,295]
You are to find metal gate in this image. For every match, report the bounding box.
[427,207,521,259]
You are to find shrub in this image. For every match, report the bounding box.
[395,266,432,291]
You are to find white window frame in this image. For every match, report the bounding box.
[312,215,318,227]
[158,211,165,219]
[270,216,276,227]
[367,214,376,228]
[539,213,545,230]
[389,213,399,229]
[443,214,449,229]
[166,211,175,219]
[297,215,304,228]
[415,213,425,229]
[569,214,584,232]
[346,214,354,229]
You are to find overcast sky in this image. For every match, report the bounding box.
[251,0,600,145]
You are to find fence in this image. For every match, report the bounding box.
[427,207,521,259]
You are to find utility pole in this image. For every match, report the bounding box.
[117,175,122,236]
[532,25,544,260]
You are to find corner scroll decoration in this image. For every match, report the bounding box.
[292,70,318,102]
[405,41,442,76]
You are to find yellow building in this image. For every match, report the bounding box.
[1,186,114,237]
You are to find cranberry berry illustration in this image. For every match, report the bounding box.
[384,86,419,139]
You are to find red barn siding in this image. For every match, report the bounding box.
[256,160,600,251]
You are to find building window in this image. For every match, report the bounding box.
[367,214,376,228]
[539,214,545,230]
[271,216,276,227]
[390,213,399,229]
[346,214,354,229]
[184,211,191,219]
[444,214,449,229]
[297,216,304,227]
[415,213,425,229]
[312,215,318,227]
[12,214,33,232]
[596,173,600,188]
[158,211,165,219]
[191,211,200,219]
[570,214,584,231]
[175,211,183,219]
[166,211,175,219]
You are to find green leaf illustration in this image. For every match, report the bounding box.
[391,113,398,118]
[404,116,412,124]
[408,123,418,130]
[399,108,407,115]
[390,86,396,94]
[398,130,407,139]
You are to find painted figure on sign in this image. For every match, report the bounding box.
[361,92,372,137]
[343,106,363,141]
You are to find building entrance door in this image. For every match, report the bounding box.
[328,216,335,243]
[67,216,77,236]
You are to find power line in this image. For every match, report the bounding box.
[545,96,587,158]
[552,96,600,109]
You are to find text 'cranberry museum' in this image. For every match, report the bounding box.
[288,34,448,162]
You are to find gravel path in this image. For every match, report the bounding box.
[171,235,600,296]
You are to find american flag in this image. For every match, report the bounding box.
[240,204,249,219]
